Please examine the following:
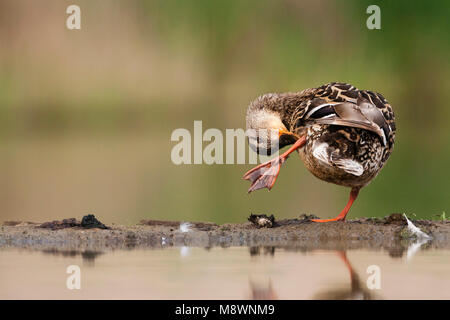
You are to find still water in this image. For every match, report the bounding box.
[0,246,449,299]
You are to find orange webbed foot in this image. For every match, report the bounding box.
[243,157,286,193]
[243,135,307,194]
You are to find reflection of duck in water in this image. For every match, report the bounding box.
[249,280,278,300]
[313,251,378,300]
[248,246,278,300]
[41,249,103,266]
[249,246,275,257]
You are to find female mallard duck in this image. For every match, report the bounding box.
[243,82,395,222]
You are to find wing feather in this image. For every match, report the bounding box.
[305,101,388,146]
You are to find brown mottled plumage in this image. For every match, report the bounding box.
[243,82,396,222]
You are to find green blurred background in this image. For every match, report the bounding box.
[0,0,448,224]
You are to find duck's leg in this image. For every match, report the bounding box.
[311,188,360,222]
[243,136,306,193]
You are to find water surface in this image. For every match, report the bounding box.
[1,246,448,299]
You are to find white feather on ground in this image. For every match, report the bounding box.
[403,214,431,239]
[179,222,192,233]
[402,215,431,261]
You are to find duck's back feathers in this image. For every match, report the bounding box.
[288,82,395,150]
[304,100,389,146]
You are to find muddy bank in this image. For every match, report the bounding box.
[1,214,449,253]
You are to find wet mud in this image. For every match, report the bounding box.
[1,214,449,253]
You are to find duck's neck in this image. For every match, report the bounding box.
[246,92,304,131]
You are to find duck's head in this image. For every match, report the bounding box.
[245,94,297,155]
